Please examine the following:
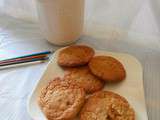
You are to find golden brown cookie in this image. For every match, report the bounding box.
[89,56,126,82]
[80,91,135,120]
[38,77,85,120]
[64,66,104,94]
[58,45,95,67]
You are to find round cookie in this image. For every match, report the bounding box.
[58,45,95,67]
[39,78,85,120]
[64,66,104,93]
[89,56,126,82]
[80,91,135,120]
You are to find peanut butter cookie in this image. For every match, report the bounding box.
[39,77,85,120]
[80,91,135,120]
[89,56,126,82]
[64,66,104,93]
[58,45,95,67]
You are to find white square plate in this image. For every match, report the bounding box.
[27,48,148,120]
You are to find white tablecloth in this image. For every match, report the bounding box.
[0,0,160,119]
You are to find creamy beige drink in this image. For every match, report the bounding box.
[37,0,84,45]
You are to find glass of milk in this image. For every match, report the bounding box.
[36,0,84,46]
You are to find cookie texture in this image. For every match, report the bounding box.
[80,91,135,120]
[58,45,95,67]
[64,66,104,93]
[38,77,85,120]
[89,56,126,82]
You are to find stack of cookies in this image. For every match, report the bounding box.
[38,45,135,120]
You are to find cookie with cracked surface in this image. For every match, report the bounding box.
[80,91,135,120]
[64,66,104,93]
[58,45,95,67]
[89,56,126,82]
[38,77,85,120]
